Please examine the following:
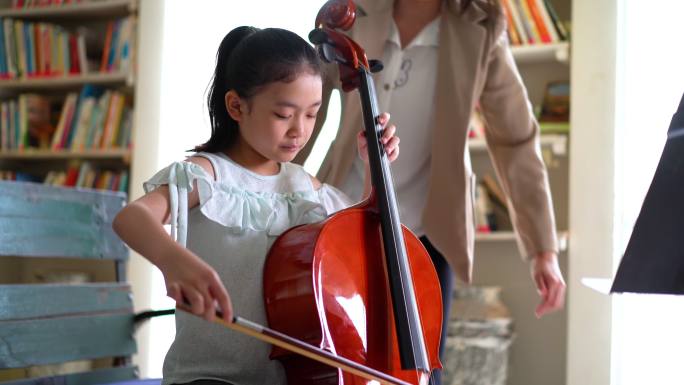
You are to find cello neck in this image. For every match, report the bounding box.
[357,68,430,372]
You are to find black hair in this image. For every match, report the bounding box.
[194,26,323,153]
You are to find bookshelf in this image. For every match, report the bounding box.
[476,230,569,250]
[0,147,130,160]
[0,71,132,89]
[468,133,567,156]
[0,0,137,194]
[0,0,135,19]
[511,41,569,64]
[467,1,571,385]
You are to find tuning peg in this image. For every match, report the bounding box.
[309,29,329,45]
[369,60,384,73]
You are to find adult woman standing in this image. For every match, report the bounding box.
[297,0,566,382]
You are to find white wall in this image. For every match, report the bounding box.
[569,1,684,384]
[611,1,684,384]
[567,0,618,384]
[129,0,166,377]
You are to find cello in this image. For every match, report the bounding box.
[262,0,443,383]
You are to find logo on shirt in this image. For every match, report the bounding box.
[394,58,412,89]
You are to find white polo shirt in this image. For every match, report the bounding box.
[341,17,440,236]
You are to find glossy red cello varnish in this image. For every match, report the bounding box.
[263,1,443,384]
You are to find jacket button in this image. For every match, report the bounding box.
[384,83,390,91]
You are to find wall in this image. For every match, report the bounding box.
[567,0,618,384]
[129,0,166,377]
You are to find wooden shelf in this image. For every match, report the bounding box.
[0,0,136,20]
[0,148,131,161]
[476,231,569,251]
[0,72,132,91]
[511,42,570,64]
[468,134,568,156]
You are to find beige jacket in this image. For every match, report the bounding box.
[297,0,558,283]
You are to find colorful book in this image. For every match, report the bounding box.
[91,90,111,148]
[51,92,77,149]
[0,19,7,78]
[4,19,17,78]
[68,34,79,74]
[76,32,87,74]
[526,0,551,43]
[8,100,16,149]
[24,21,35,76]
[106,20,120,72]
[535,0,560,42]
[17,94,28,150]
[543,0,568,41]
[1,102,8,150]
[514,0,538,44]
[100,21,113,72]
[63,163,80,187]
[500,0,520,45]
[14,20,26,77]
[120,17,136,73]
[538,81,570,123]
[509,0,531,44]
[118,170,128,192]
[70,96,95,150]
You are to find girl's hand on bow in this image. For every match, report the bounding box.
[159,247,234,323]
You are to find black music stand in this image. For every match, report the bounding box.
[610,92,684,295]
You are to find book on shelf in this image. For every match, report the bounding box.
[543,0,569,41]
[539,121,569,134]
[474,183,496,233]
[537,80,569,134]
[0,15,135,80]
[475,175,514,233]
[517,0,542,43]
[501,0,523,45]
[501,0,568,46]
[0,169,40,182]
[21,160,130,192]
[481,174,508,209]
[11,0,85,8]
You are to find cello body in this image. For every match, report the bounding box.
[264,199,442,385]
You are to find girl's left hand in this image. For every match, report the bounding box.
[358,112,400,163]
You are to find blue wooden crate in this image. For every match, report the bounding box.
[0,181,127,261]
[0,181,152,385]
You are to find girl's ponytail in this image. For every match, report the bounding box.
[196,26,258,153]
[195,26,322,153]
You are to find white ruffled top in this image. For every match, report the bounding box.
[144,151,352,246]
[149,151,354,385]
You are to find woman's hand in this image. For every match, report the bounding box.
[357,112,400,163]
[531,251,566,318]
[158,244,234,323]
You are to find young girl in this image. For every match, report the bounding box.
[112,26,399,385]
